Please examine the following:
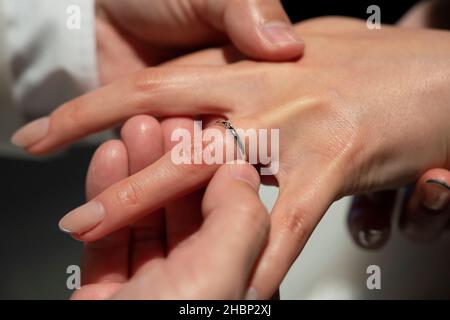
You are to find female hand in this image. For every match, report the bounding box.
[348,168,450,249]
[72,115,269,299]
[95,0,304,84]
[13,18,450,298]
[348,0,450,249]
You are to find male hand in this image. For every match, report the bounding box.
[72,115,269,299]
[96,0,304,84]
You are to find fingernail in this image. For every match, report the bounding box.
[423,180,450,211]
[11,117,49,147]
[357,229,388,249]
[260,21,303,46]
[245,287,258,300]
[228,162,260,191]
[59,201,105,235]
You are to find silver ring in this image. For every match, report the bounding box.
[216,120,246,159]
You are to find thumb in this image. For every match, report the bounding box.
[200,0,304,61]
[400,168,450,241]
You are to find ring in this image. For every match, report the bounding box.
[216,120,246,160]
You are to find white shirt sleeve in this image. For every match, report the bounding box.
[3,0,98,120]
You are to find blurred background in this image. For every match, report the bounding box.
[4,0,450,300]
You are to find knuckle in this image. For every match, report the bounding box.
[51,99,83,134]
[133,69,164,92]
[115,179,143,208]
[279,205,309,242]
[176,133,223,172]
[179,155,210,176]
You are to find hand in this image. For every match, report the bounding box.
[347,2,450,249]
[13,18,450,298]
[95,0,304,84]
[348,168,450,249]
[72,115,269,299]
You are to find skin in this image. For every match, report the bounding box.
[79,2,296,297]
[95,0,304,85]
[400,169,450,241]
[348,0,450,248]
[13,18,450,298]
[73,115,269,299]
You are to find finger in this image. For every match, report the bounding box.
[81,140,130,285]
[161,117,204,251]
[115,162,269,299]
[162,45,245,67]
[183,162,268,299]
[120,115,166,274]
[400,168,450,241]
[347,191,397,250]
[12,66,243,155]
[297,17,367,34]
[58,122,241,242]
[248,165,340,299]
[85,141,128,200]
[198,0,304,61]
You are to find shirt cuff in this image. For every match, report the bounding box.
[3,0,98,120]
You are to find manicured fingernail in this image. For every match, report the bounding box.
[357,229,388,249]
[59,201,105,235]
[260,21,303,46]
[423,180,450,211]
[11,117,49,147]
[228,162,260,191]
[245,287,258,300]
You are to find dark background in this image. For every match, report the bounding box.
[283,0,420,23]
[0,0,421,299]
